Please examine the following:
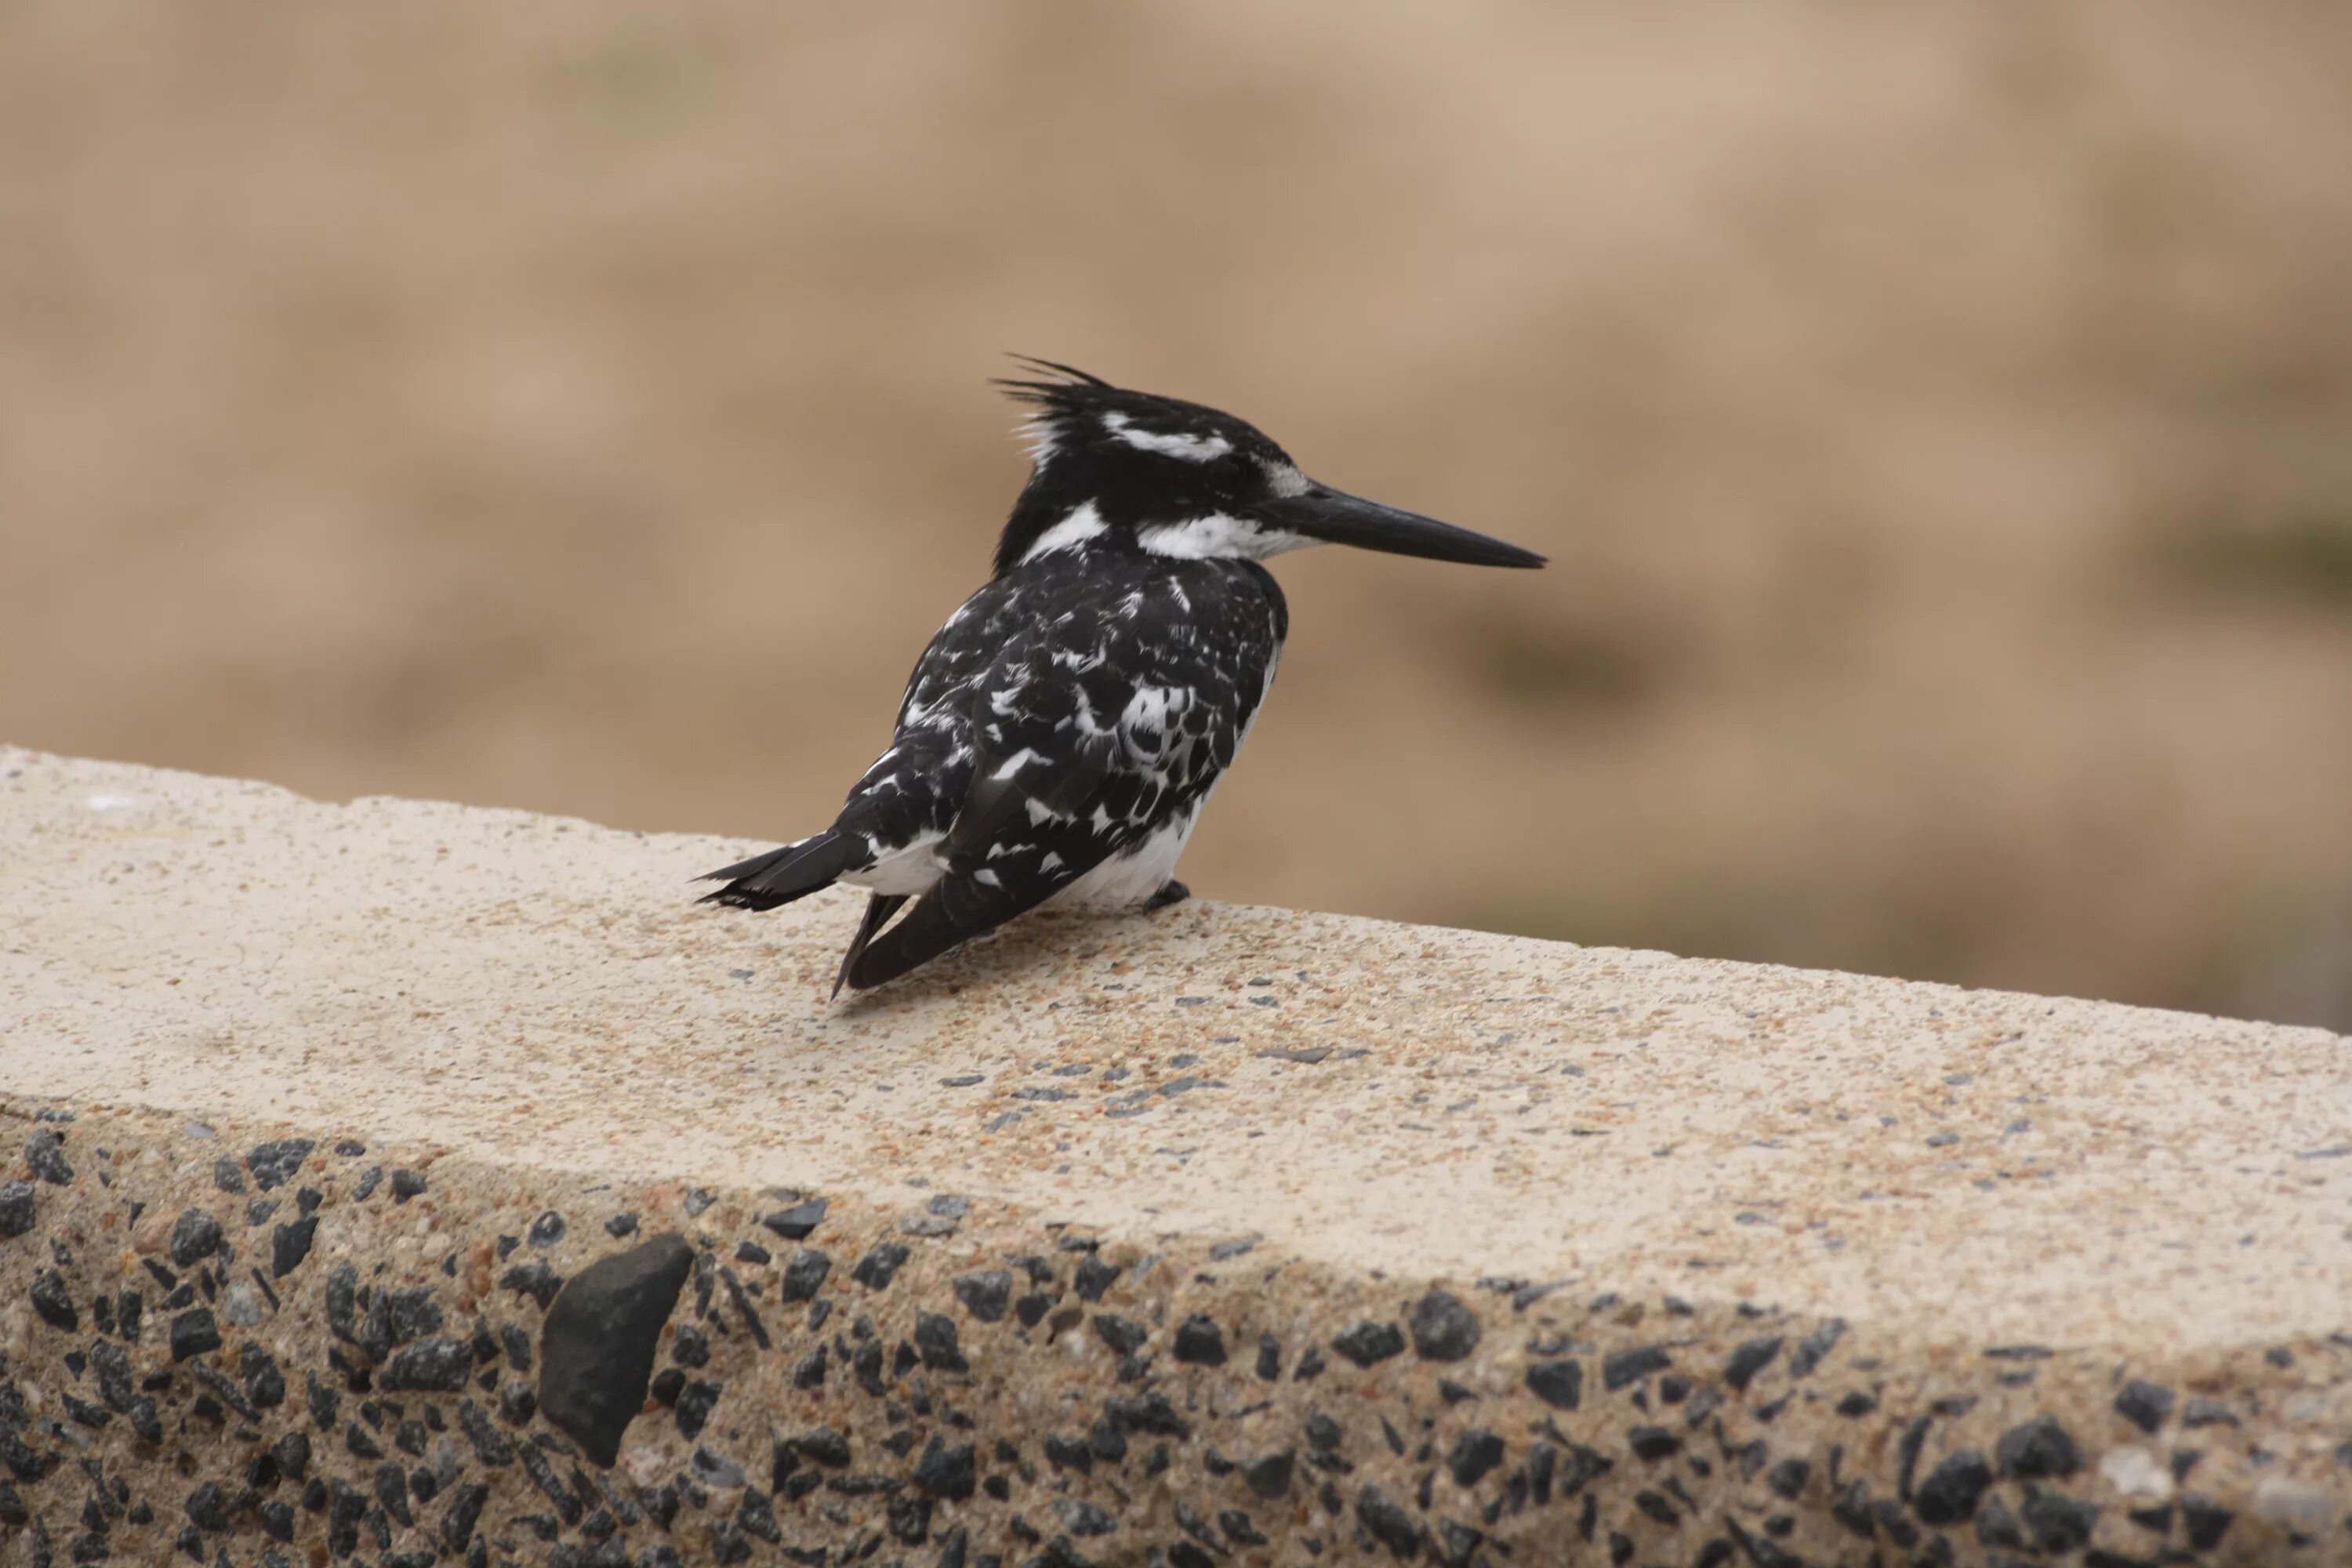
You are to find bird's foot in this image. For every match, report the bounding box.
[1144,879,1191,913]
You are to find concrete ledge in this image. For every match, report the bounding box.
[2,746,2349,1568]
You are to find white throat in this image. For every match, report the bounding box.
[1137,513,1311,561]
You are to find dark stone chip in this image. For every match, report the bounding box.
[1255,1334,1282,1381]
[672,1324,711,1368]
[1073,1255,1120,1301]
[853,1243,911,1290]
[169,1308,221,1361]
[1105,1392,1190,1437]
[241,1343,285,1408]
[1094,1314,1148,1356]
[383,1337,474,1393]
[346,1420,385,1460]
[31,1269,78,1332]
[1601,1345,1671,1390]
[2114,1379,2174,1434]
[762,1200,828,1240]
[499,1259,564,1310]
[1081,1421,1124,1464]
[306,1370,340,1429]
[2128,1501,2174,1533]
[91,1341,134,1411]
[1356,1485,1422,1559]
[1626,1425,1679,1461]
[1835,1390,1877,1417]
[913,1312,967,1373]
[1449,1429,1505,1487]
[246,1140,315,1191]
[2181,1396,2238,1428]
[1724,1335,1783,1391]
[885,1490,931,1544]
[0,1180,34,1237]
[1896,1414,1932,1501]
[913,1436,977,1500]
[953,1269,1011,1323]
[270,1216,318,1278]
[779,1248,832,1303]
[1996,1415,2082,1479]
[457,1400,512,1465]
[1432,1519,1485,1568]
[735,1486,782,1545]
[1306,1410,1343,1451]
[387,1287,444,1343]
[1058,1498,1116,1537]
[1228,1448,1290,1500]
[322,1260,358,1345]
[1173,1313,1226,1365]
[26,1128,73,1185]
[1410,1291,1480,1362]
[1766,1458,1809,1500]
[2019,1486,2097,1552]
[439,1480,489,1553]
[535,1232,694,1466]
[212,1156,247,1194]
[1526,1359,1583,1410]
[273,1430,313,1481]
[246,1198,280,1227]
[185,1480,229,1532]
[1045,1433,1092,1474]
[1331,1321,1405,1367]
[677,1382,720,1448]
[376,1461,414,1528]
[528,1211,567,1248]
[389,1169,426,1203]
[352,1167,383,1202]
[2181,1495,2234,1550]
[1913,1449,1992,1526]
[1828,1479,1874,1538]
[260,1499,296,1542]
[1785,1317,1847,1378]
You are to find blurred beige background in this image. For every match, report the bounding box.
[5,3,2351,1028]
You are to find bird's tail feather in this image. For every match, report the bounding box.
[697,832,855,912]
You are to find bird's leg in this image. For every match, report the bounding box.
[1144,879,1191,913]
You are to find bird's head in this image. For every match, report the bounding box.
[991,360,1546,578]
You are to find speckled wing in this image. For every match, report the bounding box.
[844,555,1285,989]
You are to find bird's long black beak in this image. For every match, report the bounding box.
[1259,484,1546,568]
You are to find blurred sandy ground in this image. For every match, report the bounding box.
[4,2,2351,1028]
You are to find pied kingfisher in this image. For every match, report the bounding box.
[700,361,1544,993]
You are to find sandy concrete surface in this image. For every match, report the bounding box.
[5,749,2350,1566]
[5,746,2348,1350]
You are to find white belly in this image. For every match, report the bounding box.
[1053,810,1199,911]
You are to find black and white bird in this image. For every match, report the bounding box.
[699,361,1544,993]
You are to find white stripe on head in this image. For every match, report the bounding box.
[1019,500,1109,564]
[1263,460,1312,498]
[1137,513,1310,561]
[1102,411,1232,463]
